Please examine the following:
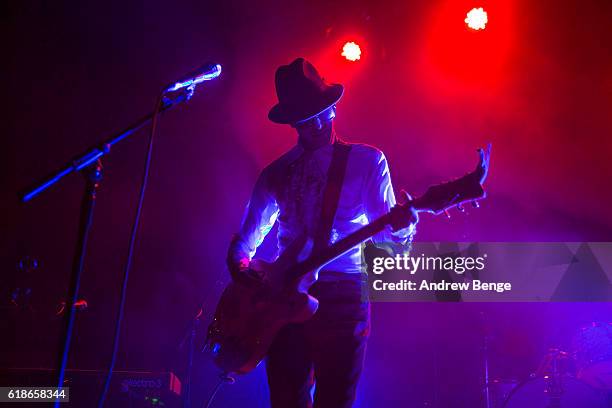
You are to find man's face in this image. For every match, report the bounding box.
[292,106,336,150]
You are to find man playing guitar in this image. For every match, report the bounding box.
[226,58,418,408]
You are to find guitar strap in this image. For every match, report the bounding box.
[313,142,352,254]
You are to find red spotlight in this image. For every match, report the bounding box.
[341,41,361,61]
[465,7,488,30]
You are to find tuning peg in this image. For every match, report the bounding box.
[457,204,465,212]
[471,200,480,208]
[443,209,451,219]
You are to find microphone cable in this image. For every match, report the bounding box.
[203,373,235,408]
[97,91,165,407]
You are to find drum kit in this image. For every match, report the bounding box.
[491,322,612,408]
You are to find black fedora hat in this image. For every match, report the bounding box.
[268,58,344,124]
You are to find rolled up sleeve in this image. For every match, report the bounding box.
[227,168,280,267]
[363,151,416,246]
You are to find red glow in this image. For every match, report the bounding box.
[311,34,368,87]
[417,1,514,98]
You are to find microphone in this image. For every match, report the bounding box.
[165,63,222,92]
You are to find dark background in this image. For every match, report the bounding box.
[1,0,611,406]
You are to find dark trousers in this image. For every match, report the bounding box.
[266,272,370,408]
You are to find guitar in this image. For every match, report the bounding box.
[205,144,491,374]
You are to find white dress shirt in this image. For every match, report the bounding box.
[228,142,414,275]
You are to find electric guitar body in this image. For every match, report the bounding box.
[206,271,318,374]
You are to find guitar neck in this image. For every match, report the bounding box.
[290,212,393,280]
[286,168,486,282]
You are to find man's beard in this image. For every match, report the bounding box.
[298,126,336,151]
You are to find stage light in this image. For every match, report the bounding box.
[465,7,488,30]
[341,41,361,61]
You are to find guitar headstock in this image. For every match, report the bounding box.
[397,144,491,221]
[417,143,491,215]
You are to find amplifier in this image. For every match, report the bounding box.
[0,368,182,407]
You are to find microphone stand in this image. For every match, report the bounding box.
[178,305,202,408]
[480,310,494,408]
[19,87,196,406]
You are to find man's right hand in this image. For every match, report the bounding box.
[229,257,268,286]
